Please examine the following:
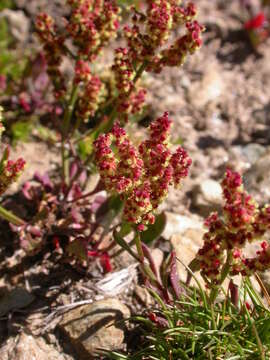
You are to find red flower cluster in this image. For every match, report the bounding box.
[244,11,269,47]
[122,1,203,72]
[67,0,120,60]
[75,60,105,121]
[197,169,270,284]
[94,112,191,229]
[35,0,120,100]
[112,1,203,122]
[0,158,26,196]
[36,13,66,99]
[0,108,25,196]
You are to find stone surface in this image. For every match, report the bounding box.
[134,285,154,306]
[163,212,203,240]
[0,10,30,43]
[188,62,225,108]
[192,179,223,216]
[0,288,35,316]
[96,264,137,296]
[171,228,205,283]
[243,147,270,203]
[0,332,69,360]
[59,298,130,358]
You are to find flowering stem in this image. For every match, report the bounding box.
[0,205,25,226]
[66,179,104,203]
[61,84,79,184]
[135,231,144,262]
[94,60,149,136]
[209,250,233,304]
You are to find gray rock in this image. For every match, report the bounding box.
[243,147,270,203]
[59,298,130,358]
[192,179,223,216]
[163,212,203,240]
[188,62,225,108]
[0,332,69,360]
[171,228,205,283]
[0,288,35,316]
[0,10,30,43]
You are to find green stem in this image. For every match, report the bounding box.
[93,60,149,136]
[134,231,144,262]
[0,205,25,226]
[209,250,232,304]
[61,84,79,184]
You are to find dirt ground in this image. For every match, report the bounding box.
[1,0,270,358]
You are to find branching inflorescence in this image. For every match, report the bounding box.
[35,0,203,124]
[94,112,191,230]
[0,107,25,196]
[197,169,270,286]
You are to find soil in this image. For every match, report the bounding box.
[1,0,270,358]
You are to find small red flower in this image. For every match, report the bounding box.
[244,12,267,30]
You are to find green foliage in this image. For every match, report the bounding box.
[11,121,33,143]
[140,212,166,244]
[0,0,14,11]
[0,18,27,80]
[109,281,270,360]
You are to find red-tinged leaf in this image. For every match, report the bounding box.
[69,161,79,179]
[27,225,42,237]
[148,312,169,328]
[229,279,239,307]
[99,253,112,273]
[53,236,60,249]
[244,12,266,30]
[22,182,33,200]
[169,251,182,299]
[34,171,53,190]
[141,242,158,277]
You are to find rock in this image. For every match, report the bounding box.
[0,288,35,316]
[192,179,223,216]
[230,144,266,170]
[134,285,154,306]
[0,10,30,43]
[171,228,205,283]
[163,212,203,240]
[96,264,137,296]
[188,63,225,108]
[0,332,69,360]
[59,298,130,357]
[242,147,270,203]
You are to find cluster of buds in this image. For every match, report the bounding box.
[35,13,66,99]
[74,60,105,121]
[94,112,191,230]
[122,1,203,72]
[111,1,203,122]
[35,0,120,103]
[0,107,25,196]
[197,169,270,284]
[112,48,147,122]
[67,0,120,60]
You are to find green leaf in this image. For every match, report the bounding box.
[77,135,94,160]
[141,212,166,244]
[113,229,139,261]
[11,121,32,142]
[0,0,14,11]
[66,238,88,262]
